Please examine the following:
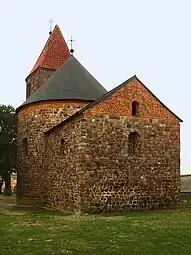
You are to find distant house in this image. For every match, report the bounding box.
[181,175,191,195]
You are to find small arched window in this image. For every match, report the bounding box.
[60,138,65,155]
[23,138,28,156]
[132,101,139,116]
[128,132,140,156]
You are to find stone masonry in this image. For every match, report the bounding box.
[44,78,180,213]
[17,101,89,206]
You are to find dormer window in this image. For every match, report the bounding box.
[132,101,139,116]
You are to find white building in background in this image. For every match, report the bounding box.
[180,175,191,194]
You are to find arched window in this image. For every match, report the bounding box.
[23,138,28,156]
[132,101,139,116]
[60,138,65,155]
[128,132,140,156]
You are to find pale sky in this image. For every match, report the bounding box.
[0,1,189,173]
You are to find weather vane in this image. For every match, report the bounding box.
[68,36,75,54]
[48,19,54,35]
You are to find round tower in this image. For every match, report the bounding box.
[16,25,107,206]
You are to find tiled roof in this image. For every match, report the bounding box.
[29,25,70,75]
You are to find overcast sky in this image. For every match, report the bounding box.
[0,1,189,173]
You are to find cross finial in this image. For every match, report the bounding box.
[48,19,54,35]
[68,36,76,54]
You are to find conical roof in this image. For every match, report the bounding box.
[29,25,70,76]
[20,55,107,107]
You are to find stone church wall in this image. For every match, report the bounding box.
[17,101,87,206]
[45,77,180,213]
[77,78,180,212]
[45,117,84,212]
[17,77,181,213]
[77,115,180,212]
[45,114,180,213]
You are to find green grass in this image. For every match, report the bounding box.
[0,196,191,255]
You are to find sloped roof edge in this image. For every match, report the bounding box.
[45,75,183,135]
[28,25,70,77]
[18,55,107,111]
[16,98,93,113]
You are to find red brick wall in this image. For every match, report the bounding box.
[84,79,178,123]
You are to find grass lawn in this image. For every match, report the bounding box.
[0,196,191,255]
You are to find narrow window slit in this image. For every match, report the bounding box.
[132,101,139,116]
[23,138,28,156]
[128,132,140,156]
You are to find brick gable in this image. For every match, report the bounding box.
[83,76,182,122]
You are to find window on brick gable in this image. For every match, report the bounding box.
[132,101,139,116]
[23,138,28,156]
[128,132,140,156]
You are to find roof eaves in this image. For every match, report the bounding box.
[16,98,93,113]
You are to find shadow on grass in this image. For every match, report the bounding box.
[1,194,191,217]
[11,205,72,216]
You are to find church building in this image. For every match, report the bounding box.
[17,25,182,213]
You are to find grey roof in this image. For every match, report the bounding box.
[19,55,107,109]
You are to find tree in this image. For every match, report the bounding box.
[0,105,17,196]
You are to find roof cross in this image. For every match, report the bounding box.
[68,36,76,54]
[48,19,54,34]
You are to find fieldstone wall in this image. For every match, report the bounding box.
[80,116,180,212]
[17,101,88,206]
[45,117,84,212]
[45,77,180,213]
[46,115,180,213]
